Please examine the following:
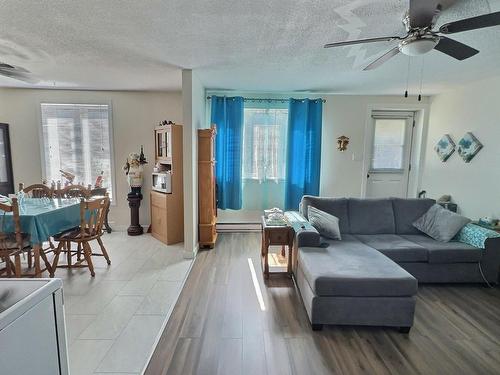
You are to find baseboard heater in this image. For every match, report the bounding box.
[216,222,261,232]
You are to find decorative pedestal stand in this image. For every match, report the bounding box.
[127,191,143,236]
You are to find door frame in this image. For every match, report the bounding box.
[361,103,430,199]
[0,123,15,195]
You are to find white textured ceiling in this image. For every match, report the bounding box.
[0,0,500,94]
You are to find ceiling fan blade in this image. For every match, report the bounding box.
[409,0,440,28]
[324,36,403,48]
[434,36,479,60]
[0,69,39,84]
[0,62,16,69]
[439,11,500,34]
[363,46,400,71]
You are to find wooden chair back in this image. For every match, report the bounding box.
[0,197,23,251]
[58,185,90,199]
[20,183,54,198]
[79,197,110,239]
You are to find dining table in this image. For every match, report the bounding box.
[2,197,81,277]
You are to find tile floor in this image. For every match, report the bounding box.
[50,232,192,375]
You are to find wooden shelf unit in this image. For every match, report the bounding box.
[150,124,184,245]
[198,126,217,248]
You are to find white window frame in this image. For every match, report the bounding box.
[38,101,117,204]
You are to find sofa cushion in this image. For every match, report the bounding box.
[413,204,470,242]
[401,234,482,263]
[308,206,341,240]
[348,198,395,234]
[392,198,436,234]
[298,238,417,297]
[354,234,428,262]
[300,196,350,233]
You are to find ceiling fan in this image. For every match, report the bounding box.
[0,62,38,83]
[324,0,500,70]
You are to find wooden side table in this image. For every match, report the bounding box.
[261,216,294,279]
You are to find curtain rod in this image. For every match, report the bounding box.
[206,96,326,103]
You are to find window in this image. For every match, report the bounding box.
[242,108,288,181]
[40,103,113,197]
[371,117,408,171]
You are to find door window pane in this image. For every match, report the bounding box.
[371,118,406,170]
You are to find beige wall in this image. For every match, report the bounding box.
[0,88,182,227]
[320,94,429,198]
[421,75,500,219]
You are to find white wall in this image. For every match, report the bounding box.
[319,94,429,198]
[421,75,500,219]
[0,88,182,227]
[182,70,206,257]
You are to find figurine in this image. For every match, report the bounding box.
[123,152,144,195]
[60,169,75,184]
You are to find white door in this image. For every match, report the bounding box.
[366,111,414,198]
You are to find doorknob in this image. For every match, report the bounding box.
[367,174,370,179]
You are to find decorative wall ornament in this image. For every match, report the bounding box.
[337,135,350,151]
[434,134,455,162]
[457,132,483,163]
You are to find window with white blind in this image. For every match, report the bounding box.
[40,103,114,198]
[370,117,408,171]
[242,108,288,181]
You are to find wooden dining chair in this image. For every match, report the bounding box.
[19,183,54,198]
[51,197,111,277]
[56,184,90,199]
[0,198,31,277]
[19,183,56,264]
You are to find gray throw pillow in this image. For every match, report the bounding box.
[413,204,470,242]
[308,206,341,240]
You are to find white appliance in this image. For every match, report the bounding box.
[0,278,69,375]
[152,172,172,193]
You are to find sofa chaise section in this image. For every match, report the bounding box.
[296,236,417,331]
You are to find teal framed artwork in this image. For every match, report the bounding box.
[434,134,455,162]
[458,132,483,163]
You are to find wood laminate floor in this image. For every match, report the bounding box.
[146,233,500,375]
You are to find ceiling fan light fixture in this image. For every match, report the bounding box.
[399,36,440,56]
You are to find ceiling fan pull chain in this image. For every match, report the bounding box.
[418,55,425,101]
[404,55,411,98]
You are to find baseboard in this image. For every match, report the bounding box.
[183,243,199,259]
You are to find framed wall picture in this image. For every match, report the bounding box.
[457,132,483,163]
[434,134,455,162]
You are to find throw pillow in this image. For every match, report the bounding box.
[413,204,470,242]
[308,206,341,240]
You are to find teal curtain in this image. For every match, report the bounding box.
[211,96,244,210]
[285,98,323,210]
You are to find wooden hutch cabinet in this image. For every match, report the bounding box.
[150,124,184,245]
[198,126,217,248]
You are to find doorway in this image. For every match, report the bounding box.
[0,123,14,195]
[365,111,415,198]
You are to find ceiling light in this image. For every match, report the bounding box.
[399,36,440,56]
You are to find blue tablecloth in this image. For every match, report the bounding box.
[1,198,81,244]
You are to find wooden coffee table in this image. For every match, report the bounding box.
[261,216,294,279]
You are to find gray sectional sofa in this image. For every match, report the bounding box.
[291,196,500,332]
